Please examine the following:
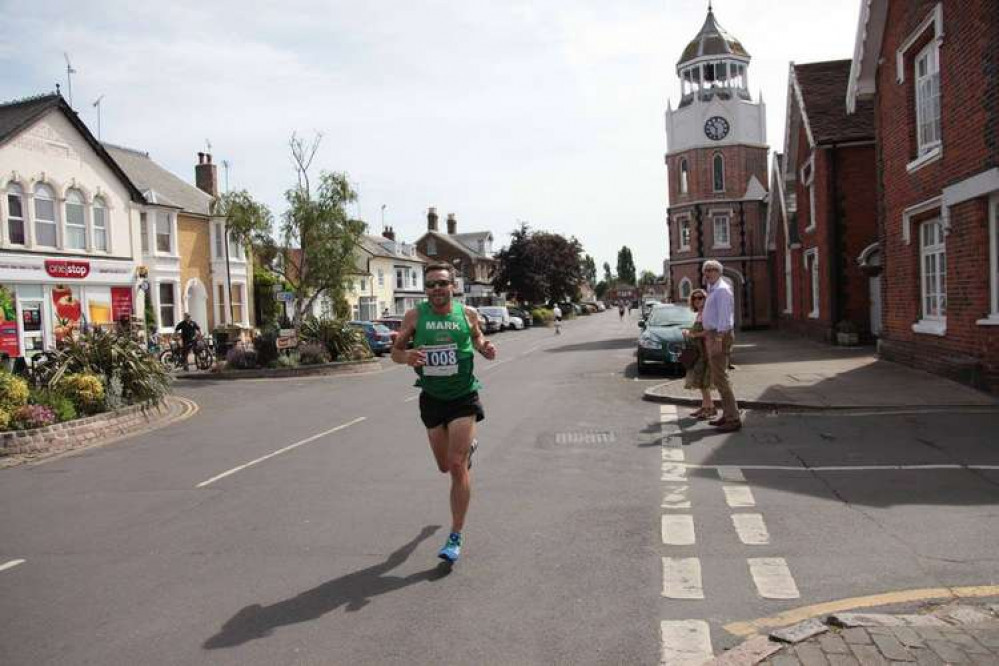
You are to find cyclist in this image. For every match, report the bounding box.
[174,313,201,371]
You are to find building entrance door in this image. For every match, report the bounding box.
[869,275,881,337]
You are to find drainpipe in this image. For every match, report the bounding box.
[828,146,842,334]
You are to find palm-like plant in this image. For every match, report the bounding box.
[299,316,371,361]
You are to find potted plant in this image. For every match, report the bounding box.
[835,320,860,346]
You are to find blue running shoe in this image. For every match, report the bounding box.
[467,439,478,470]
[438,532,462,563]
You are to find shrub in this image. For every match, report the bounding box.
[226,345,258,370]
[300,317,368,361]
[0,370,29,413]
[14,404,57,429]
[298,342,330,365]
[531,308,554,326]
[275,353,300,369]
[0,407,10,431]
[56,373,105,414]
[30,389,77,422]
[253,329,280,367]
[105,373,126,411]
[35,329,170,405]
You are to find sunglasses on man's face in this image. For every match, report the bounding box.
[426,279,452,289]
[692,296,705,301]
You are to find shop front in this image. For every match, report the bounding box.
[0,254,136,360]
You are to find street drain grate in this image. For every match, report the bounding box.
[554,431,616,445]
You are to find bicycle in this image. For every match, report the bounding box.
[159,335,214,371]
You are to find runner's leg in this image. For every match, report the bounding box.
[427,425,449,473]
[444,415,475,533]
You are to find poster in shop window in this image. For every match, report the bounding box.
[52,284,82,343]
[111,287,133,323]
[0,285,19,357]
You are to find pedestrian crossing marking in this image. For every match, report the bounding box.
[662,557,704,599]
[662,448,685,462]
[748,558,800,599]
[662,514,696,545]
[662,462,687,482]
[723,485,756,508]
[717,466,746,483]
[662,485,691,509]
[732,513,770,545]
[660,620,713,665]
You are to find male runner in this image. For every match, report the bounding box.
[391,262,497,563]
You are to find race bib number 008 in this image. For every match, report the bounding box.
[422,343,459,376]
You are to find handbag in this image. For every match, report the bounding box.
[678,345,699,369]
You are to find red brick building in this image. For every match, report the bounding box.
[848,0,999,391]
[768,60,878,342]
[665,6,772,329]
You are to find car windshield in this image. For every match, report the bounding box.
[479,307,504,317]
[372,324,391,335]
[647,307,696,327]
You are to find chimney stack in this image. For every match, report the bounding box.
[447,213,456,235]
[382,226,396,241]
[427,207,439,231]
[195,152,218,197]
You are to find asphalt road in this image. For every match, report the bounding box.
[1,311,997,665]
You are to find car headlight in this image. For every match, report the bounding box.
[667,342,683,354]
[639,337,662,349]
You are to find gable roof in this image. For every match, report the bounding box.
[105,143,214,216]
[451,231,492,254]
[418,230,495,261]
[0,93,145,203]
[793,60,875,145]
[361,235,426,263]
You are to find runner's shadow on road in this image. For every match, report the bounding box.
[203,525,448,650]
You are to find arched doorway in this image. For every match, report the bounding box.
[858,243,882,337]
[184,278,209,331]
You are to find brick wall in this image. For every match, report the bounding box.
[177,214,215,327]
[668,145,769,204]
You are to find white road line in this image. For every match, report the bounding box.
[661,620,713,665]
[196,417,367,488]
[660,404,679,421]
[717,466,746,483]
[479,358,512,372]
[662,515,696,545]
[748,558,800,599]
[662,448,685,462]
[723,485,756,508]
[732,514,770,545]
[687,463,999,472]
[403,394,420,403]
[662,557,704,599]
[0,559,25,573]
[662,462,687,482]
[662,485,691,509]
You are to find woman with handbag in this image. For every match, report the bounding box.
[681,289,716,420]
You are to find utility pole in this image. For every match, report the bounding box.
[92,95,105,140]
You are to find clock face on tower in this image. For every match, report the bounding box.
[704,116,730,141]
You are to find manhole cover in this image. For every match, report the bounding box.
[554,431,616,445]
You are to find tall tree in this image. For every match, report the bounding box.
[256,133,366,329]
[638,270,657,287]
[581,254,597,286]
[493,224,585,304]
[602,262,614,283]
[211,190,272,325]
[616,246,637,286]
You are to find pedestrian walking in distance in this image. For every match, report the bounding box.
[552,304,563,335]
[618,301,625,320]
[391,262,497,564]
[700,260,741,432]
[681,289,716,420]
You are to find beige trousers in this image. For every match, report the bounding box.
[707,331,738,421]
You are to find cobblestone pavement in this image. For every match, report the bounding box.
[715,604,999,665]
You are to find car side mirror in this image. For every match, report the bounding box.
[638,320,646,329]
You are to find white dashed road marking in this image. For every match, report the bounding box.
[717,466,746,483]
[723,485,756,508]
[662,557,704,599]
[660,620,713,666]
[748,558,800,599]
[662,463,687,482]
[687,463,999,472]
[662,485,691,509]
[662,515,696,545]
[731,513,770,545]
[662,448,685,462]
[0,559,25,573]
[403,393,420,403]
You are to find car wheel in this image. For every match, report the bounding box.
[636,356,646,375]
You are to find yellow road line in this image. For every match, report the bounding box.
[724,585,999,637]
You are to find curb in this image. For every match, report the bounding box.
[175,358,381,381]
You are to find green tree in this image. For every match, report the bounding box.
[581,254,597,286]
[255,133,366,329]
[595,280,609,299]
[616,246,636,286]
[211,189,273,326]
[638,270,657,288]
[602,262,614,283]
[493,223,585,305]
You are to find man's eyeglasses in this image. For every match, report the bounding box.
[692,296,705,301]
[425,279,452,289]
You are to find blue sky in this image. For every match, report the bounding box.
[1,0,859,277]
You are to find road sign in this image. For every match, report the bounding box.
[276,291,295,302]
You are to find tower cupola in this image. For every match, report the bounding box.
[676,5,751,106]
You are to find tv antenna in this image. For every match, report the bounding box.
[63,53,77,108]
[92,95,105,140]
[221,159,230,193]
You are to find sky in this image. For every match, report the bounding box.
[1,0,860,277]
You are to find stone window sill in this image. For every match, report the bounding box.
[906,146,942,174]
[976,315,999,326]
[912,318,947,336]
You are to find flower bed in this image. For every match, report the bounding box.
[179,357,380,380]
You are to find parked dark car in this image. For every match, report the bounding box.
[508,306,534,327]
[349,321,394,356]
[636,305,696,374]
[478,311,502,333]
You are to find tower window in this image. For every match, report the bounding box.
[713,154,725,192]
[679,159,689,195]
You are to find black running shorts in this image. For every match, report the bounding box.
[419,391,485,429]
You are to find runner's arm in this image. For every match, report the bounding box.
[391,309,425,366]
[464,306,497,360]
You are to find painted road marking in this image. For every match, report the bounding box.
[723,485,756,508]
[555,431,615,444]
[717,466,746,483]
[732,514,770,545]
[0,559,25,573]
[196,417,367,488]
[661,620,713,665]
[662,515,696,545]
[662,463,687,482]
[749,558,800,599]
[403,393,420,403]
[660,404,679,422]
[662,448,685,462]
[662,557,704,599]
[687,463,999,472]
[661,405,682,447]
[662,485,691,509]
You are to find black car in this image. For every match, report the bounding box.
[508,306,534,327]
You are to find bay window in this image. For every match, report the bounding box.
[155,211,172,253]
[158,282,176,328]
[231,284,245,324]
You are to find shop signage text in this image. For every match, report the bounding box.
[44,259,90,279]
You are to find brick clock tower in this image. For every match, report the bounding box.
[665,4,772,329]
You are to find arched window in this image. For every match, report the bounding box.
[713,153,725,192]
[6,183,26,245]
[65,189,86,250]
[679,159,689,195]
[33,183,57,247]
[679,278,693,302]
[93,196,108,251]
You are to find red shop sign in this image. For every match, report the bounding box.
[111,287,134,321]
[45,259,90,279]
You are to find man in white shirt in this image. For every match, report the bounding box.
[700,260,740,431]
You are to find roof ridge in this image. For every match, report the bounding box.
[0,92,59,109]
[102,141,150,157]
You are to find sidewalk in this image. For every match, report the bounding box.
[713,602,999,665]
[644,330,998,410]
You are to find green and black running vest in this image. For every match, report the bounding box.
[413,300,481,400]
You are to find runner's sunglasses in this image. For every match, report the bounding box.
[425,279,452,289]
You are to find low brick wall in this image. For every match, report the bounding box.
[179,358,381,380]
[1,401,170,456]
